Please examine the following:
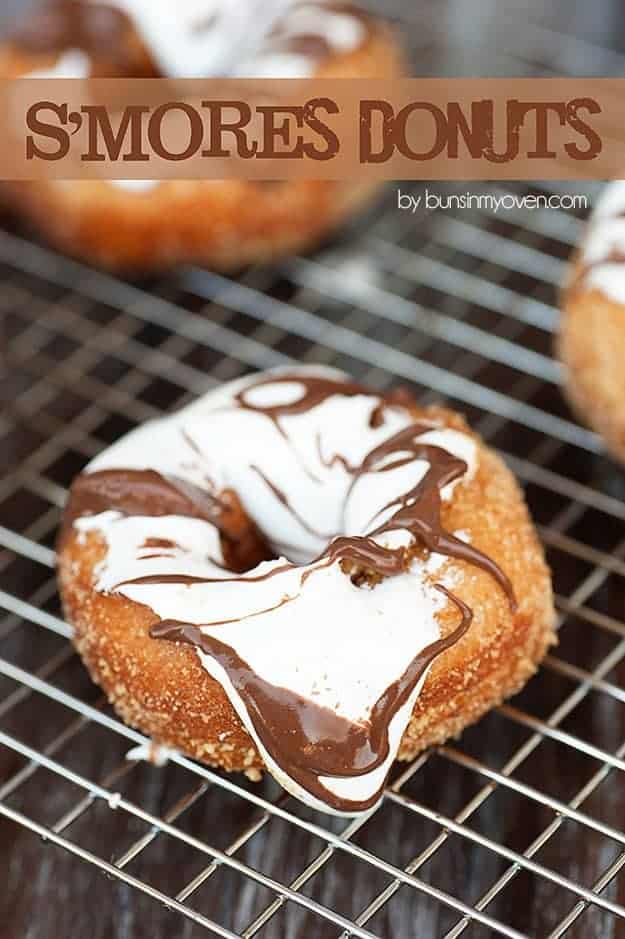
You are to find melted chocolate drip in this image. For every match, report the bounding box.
[61,468,222,531]
[151,587,473,812]
[359,427,516,607]
[65,373,518,812]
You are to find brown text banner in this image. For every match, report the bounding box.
[2,77,625,179]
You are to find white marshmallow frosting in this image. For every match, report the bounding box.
[87,0,367,78]
[73,367,478,814]
[579,181,625,304]
[25,1,367,79]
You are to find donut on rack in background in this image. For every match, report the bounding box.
[58,366,556,815]
[559,181,625,465]
[0,0,403,272]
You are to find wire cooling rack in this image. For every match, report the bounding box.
[4,4,625,938]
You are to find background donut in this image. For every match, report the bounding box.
[0,1,403,271]
[559,181,625,464]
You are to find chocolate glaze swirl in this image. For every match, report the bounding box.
[64,373,517,812]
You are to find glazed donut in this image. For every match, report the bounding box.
[58,367,556,814]
[559,181,625,464]
[0,1,402,272]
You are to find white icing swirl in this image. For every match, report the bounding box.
[73,367,478,814]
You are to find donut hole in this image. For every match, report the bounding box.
[218,488,277,574]
[218,483,415,590]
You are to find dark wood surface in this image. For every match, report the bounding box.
[3,2,625,938]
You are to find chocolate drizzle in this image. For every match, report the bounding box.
[65,372,517,813]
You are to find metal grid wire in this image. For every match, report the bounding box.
[4,5,625,939]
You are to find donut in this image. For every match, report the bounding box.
[558,182,625,464]
[57,367,556,815]
[0,1,402,272]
